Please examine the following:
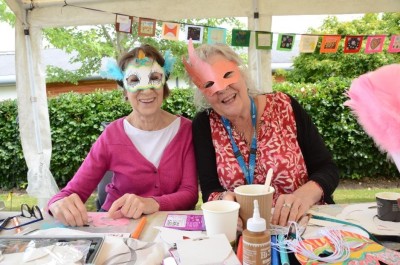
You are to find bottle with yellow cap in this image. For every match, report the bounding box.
[242,199,271,265]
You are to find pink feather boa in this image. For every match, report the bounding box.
[344,64,400,154]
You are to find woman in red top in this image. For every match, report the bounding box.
[183,40,339,226]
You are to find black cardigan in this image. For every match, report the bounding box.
[192,94,339,204]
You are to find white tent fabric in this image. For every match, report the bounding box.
[5,0,400,207]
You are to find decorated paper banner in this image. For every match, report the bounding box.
[138,18,156,37]
[388,34,400,53]
[344,35,363,53]
[207,28,227,44]
[255,31,273,50]
[276,33,296,51]
[364,35,386,54]
[115,15,133,34]
[185,25,204,44]
[231,29,251,47]
[320,35,341,53]
[299,35,319,53]
[162,22,180,40]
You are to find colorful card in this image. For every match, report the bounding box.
[365,35,386,53]
[138,18,156,37]
[299,35,319,53]
[276,33,296,51]
[255,31,273,50]
[388,34,400,53]
[164,214,205,231]
[344,35,363,53]
[231,29,251,47]
[320,35,341,53]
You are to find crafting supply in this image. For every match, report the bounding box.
[271,235,280,265]
[278,234,289,265]
[242,200,271,265]
[131,216,147,239]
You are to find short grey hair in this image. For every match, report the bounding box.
[188,44,258,111]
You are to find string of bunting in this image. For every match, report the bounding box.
[62,1,400,54]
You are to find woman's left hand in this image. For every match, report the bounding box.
[271,194,311,226]
[108,193,160,219]
[271,181,323,226]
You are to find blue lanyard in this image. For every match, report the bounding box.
[221,97,257,184]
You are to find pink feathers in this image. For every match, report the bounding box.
[344,64,400,155]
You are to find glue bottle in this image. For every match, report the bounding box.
[242,199,271,265]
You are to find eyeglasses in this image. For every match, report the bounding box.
[0,204,43,230]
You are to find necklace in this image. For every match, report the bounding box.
[221,97,257,184]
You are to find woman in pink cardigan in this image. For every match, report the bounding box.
[48,45,198,226]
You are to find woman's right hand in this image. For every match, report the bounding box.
[48,193,88,227]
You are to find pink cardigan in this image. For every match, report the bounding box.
[48,116,198,211]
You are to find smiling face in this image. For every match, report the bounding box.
[124,57,165,117]
[202,54,249,119]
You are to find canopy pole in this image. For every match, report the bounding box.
[252,0,262,90]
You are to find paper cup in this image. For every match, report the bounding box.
[234,185,274,229]
[201,200,240,243]
[376,192,400,222]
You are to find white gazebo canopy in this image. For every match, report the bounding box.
[5,0,400,206]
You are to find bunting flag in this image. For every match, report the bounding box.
[162,22,180,40]
[111,13,399,55]
[138,18,156,37]
[231,29,251,47]
[364,35,386,54]
[299,35,319,53]
[115,15,133,34]
[255,31,273,50]
[320,35,341,53]
[276,34,296,51]
[388,34,400,53]
[344,35,363,53]
[207,28,227,44]
[185,25,204,44]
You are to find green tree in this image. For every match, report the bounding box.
[0,0,14,25]
[287,13,400,83]
[42,18,244,84]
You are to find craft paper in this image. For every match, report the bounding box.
[138,18,156,37]
[365,35,386,53]
[276,34,296,51]
[207,28,227,44]
[185,25,204,44]
[115,15,133,34]
[299,35,319,53]
[87,212,130,227]
[320,35,341,53]
[231,29,251,47]
[388,34,400,53]
[344,35,363,53]
[255,31,273,50]
[162,22,180,41]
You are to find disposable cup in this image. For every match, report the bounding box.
[234,185,274,229]
[376,192,400,222]
[201,200,240,243]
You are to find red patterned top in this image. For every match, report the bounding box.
[209,92,308,204]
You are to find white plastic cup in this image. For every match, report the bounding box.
[201,200,240,243]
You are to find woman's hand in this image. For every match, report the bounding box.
[271,181,323,226]
[108,194,160,219]
[48,193,88,227]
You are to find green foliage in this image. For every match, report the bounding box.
[288,13,400,83]
[274,78,400,180]
[0,99,27,188]
[1,84,399,189]
[0,0,15,25]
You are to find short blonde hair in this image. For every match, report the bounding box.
[188,44,258,111]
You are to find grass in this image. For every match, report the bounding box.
[1,187,400,212]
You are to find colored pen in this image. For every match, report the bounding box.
[271,235,281,265]
[278,234,290,265]
[131,216,147,239]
